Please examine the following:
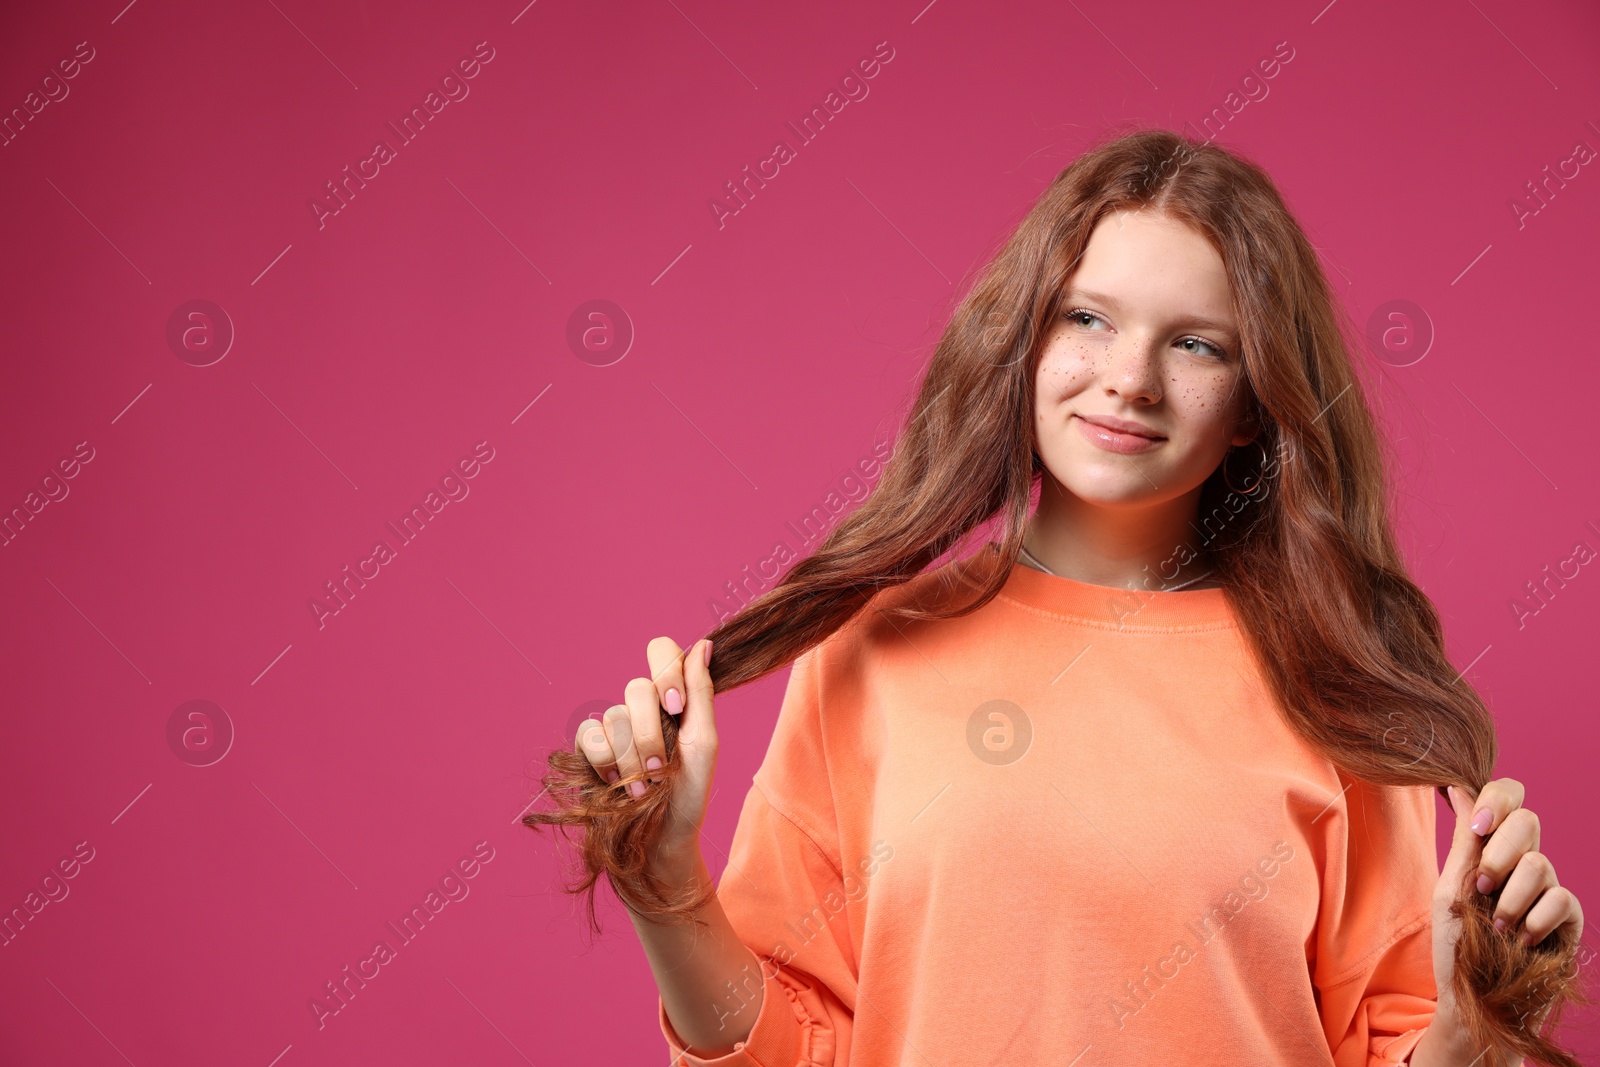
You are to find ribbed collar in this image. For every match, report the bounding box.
[970,541,1236,631]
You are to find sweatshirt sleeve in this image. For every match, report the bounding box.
[1311,776,1441,1067]
[657,646,857,1066]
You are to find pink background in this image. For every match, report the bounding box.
[2,0,1596,1062]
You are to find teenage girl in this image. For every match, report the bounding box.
[527,128,1586,1066]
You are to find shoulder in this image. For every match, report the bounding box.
[770,553,991,725]
[824,549,1004,658]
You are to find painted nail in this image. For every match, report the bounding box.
[1477,873,1494,894]
[1494,917,1507,933]
[629,780,646,798]
[665,688,683,716]
[704,639,714,667]
[646,756,662,780]
[605,769,620,783]
[1471,809,1493,835]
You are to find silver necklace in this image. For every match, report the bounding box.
[1018,542,1055,575]
[1017,541,1218,590]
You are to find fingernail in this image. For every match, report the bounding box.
[646,756,662,777]
[1477,873,1494,894]
[704,639,714,668]
[605,769,619,783]
[629,780,645,798]
[1494,917,1508,933]
[665,688,683,716]
[1471,809,1493,835]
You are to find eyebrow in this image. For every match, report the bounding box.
[1064,287,1240,342]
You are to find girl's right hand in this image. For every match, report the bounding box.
[573,636,717,882]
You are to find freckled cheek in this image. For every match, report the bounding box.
[1165,372,1239,415]
[1038,345,1101,392]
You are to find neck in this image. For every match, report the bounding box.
[1023,473,1218,591]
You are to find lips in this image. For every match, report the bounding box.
[1075,413,1165,440]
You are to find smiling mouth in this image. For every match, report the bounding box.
[1072,414,1166,454]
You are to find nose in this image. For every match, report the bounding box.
[1100,336,1163,405]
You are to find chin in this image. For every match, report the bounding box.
[1058,478,1167,508]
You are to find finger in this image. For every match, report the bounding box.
[647,636,688,719]
[603,702,640,796]
[1469,776,1526,838]
[574,715,621,784]
[1441,785,1489,897]
[1517,885,1582,948]
[679,638,717,748]
[1491,850,1557,933]
[625,676,666,791]
[1477,807,1541,893]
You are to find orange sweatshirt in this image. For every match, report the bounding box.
[659,543,1440,1066]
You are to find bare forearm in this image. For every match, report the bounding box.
[628,851,766,1056]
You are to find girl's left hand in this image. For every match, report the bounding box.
[1434,778,1585,1016]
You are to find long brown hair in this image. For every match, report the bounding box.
[525,126,1588,1066]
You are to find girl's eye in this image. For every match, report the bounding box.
[1178,335,1228,360]
[1064,308,1228,360]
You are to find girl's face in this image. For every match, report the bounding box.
[1034,208,1255,510]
